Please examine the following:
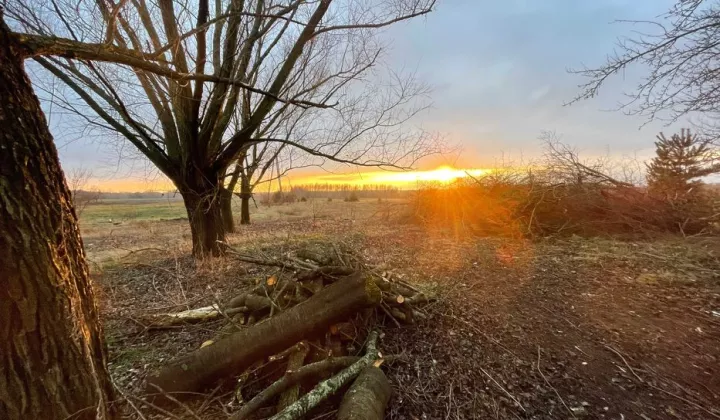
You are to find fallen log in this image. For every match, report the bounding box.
[230,356,361,420]
[146,273,381,398]
[269,331,380,420]
[296,266,355,282]
[277,342,310,411]
[145,305,245,329]
[337,366,392,420]
[295,248,334,266]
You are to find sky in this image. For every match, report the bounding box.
[49,0,685,191]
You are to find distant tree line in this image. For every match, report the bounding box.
[254,183,407,203]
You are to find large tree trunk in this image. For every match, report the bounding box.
[240,173,251,225]
[179,173,226,258]
[146,273,381,397]
[220,187,235,233]
[0,19,114,420]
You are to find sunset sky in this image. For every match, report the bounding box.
[46,0,685,192]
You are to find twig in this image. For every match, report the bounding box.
[119,247,166,258]
[222,244,306,271]
[478,367,526,413]
[537,347,575,418]
[379,303,402,328]
[604,345,644,383]
[111,380,148,420]
[148,384,203,420]
[332,242,347,266]
[127,394,182,420]
[605,345,720,419]
[650,385,720,419]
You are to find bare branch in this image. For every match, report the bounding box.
[570,1,720,131]
[14,33,333,108]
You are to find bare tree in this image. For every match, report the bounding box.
[571,0,720,130]
[0,13,114,419]
[539,131,635,187]
[67,167,102,215]
[6,0,437,257]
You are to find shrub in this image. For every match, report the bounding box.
[344,191,359,202]
[270,191,297,204]
[411,142,719,239]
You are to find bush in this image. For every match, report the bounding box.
[270,191,297,204]
[411,170,719,239]
[409,134,720,238]
[300,197,308,202]
[344,191,359,202]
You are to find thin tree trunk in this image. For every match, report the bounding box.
[220,187,235,233]
[240,172,251,225]
[240,194,251,224]
[179,175,226,258]
[0,17,114,419]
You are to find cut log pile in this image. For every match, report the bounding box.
[144,242,433,419]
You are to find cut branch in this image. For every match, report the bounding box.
[269,331,381,420]
[146,273,381,397]
[337,366,392,420]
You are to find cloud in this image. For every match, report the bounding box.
[48,0,684,190]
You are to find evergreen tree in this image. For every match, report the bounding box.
[646,129,720,198]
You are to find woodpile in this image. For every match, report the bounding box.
[144,242,433,419]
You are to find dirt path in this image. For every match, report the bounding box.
[363,225,720,419]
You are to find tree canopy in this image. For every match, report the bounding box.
[6,0,438,257]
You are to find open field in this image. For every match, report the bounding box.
[83,198,720,419]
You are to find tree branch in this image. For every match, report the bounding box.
[13,32,334,109]
[313,2,436,37]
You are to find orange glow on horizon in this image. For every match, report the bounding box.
[88,166,492,192]
[289,166,491,188]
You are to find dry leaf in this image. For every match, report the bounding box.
[266,275,277,286]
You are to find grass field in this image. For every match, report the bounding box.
[80,197,406,264]
[84,197,720,419]
[81,199,187,223]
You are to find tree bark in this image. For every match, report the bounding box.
[240,173,251,225]
[231,357,361,420]
[0,17,114,420]
[220,187,235,233]
[337,367,392,420]
[179,174,225,258]
[146,273,381,397]
[277,342,310,412]
[270,331,380,420]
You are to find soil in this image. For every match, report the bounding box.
[94,214,720,419]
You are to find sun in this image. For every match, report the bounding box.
[427,166,461,183]
[409,166,487,184]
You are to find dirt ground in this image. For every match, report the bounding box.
[83,198,720,419]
